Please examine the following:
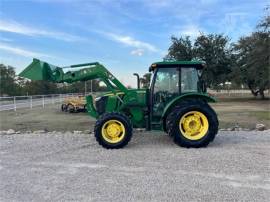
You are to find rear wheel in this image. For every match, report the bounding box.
[94,112,133,149]
[167,100,218,148]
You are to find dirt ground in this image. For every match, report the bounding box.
[0,97,269,132]
[211,97,270,129]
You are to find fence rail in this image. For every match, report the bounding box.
[208,89,270,97]
[0,93,85,111]
[1,89,269,112]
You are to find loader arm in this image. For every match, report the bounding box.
[19,58,128,93]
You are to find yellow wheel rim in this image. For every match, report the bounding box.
[179,111,209,140]
[101,120,125,143]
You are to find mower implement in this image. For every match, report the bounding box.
[19,58,219,149]
[61,96,86,113]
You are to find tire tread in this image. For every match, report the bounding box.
[166,99,219,148]
[94,112,133,149]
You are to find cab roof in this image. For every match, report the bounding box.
[149,60,204,71]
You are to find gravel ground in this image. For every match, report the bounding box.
[0,131,270,202]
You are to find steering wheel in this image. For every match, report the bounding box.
[154,91,174,103]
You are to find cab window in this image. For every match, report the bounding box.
[181,68,199,92]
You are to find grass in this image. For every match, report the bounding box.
[251,111,270,121]
[215,96,270,102]
[210,97,270,129]
[0,105,94,132]
[0,97,269,132]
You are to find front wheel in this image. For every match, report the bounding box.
[61,104,67,112]
[94,112,133,149]
[166,100,218,148]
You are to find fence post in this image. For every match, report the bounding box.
[30,96,32,109]
[14,97,16,111]
[42,96,45,108]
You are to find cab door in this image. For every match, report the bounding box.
[151,67,180,122]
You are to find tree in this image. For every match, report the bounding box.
[234,14,270,99]
[23,80,58,95]
[0,64,22,96]
[166,36,193,60]
[194,34,233,88]
[64,80,103,93]
[166,34,233,89]
[257,11,270,31]
[1,64,61,96]
[140,73,151,88]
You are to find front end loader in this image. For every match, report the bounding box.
[19,59,218,149]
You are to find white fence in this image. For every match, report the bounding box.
[208,89,270,97]
[0,93,84,112]
[1,89,269,112]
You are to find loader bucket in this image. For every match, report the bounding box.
[19,58,63,81]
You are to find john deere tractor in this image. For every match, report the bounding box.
[19,59,218,149]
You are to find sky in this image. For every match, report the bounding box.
[0,0,268,87]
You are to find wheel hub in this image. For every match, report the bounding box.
[101,120,125,143]
[179,111,209,140]
[106,123,121,138]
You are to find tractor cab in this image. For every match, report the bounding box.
[149,61,205,122]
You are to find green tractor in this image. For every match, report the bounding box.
[19,59,218,149]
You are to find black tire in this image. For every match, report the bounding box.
[166,99,218,148]
[83,104,87,112]
[94,112,133,149]
[67,104,75,113]
[166,106,181,136]
[61,104,67,112]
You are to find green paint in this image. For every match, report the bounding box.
[85,95,98,118]
[152,60,203,66]
[19,58,128,93]
[162,92,216,119]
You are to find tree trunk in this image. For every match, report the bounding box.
[259,88,265,99]
[248,83,259,97]
[249,88,259,97]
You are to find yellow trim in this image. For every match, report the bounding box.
[179,111,209,140]
[101,119,125,143]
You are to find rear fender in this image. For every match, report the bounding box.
[161,93,216,130]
